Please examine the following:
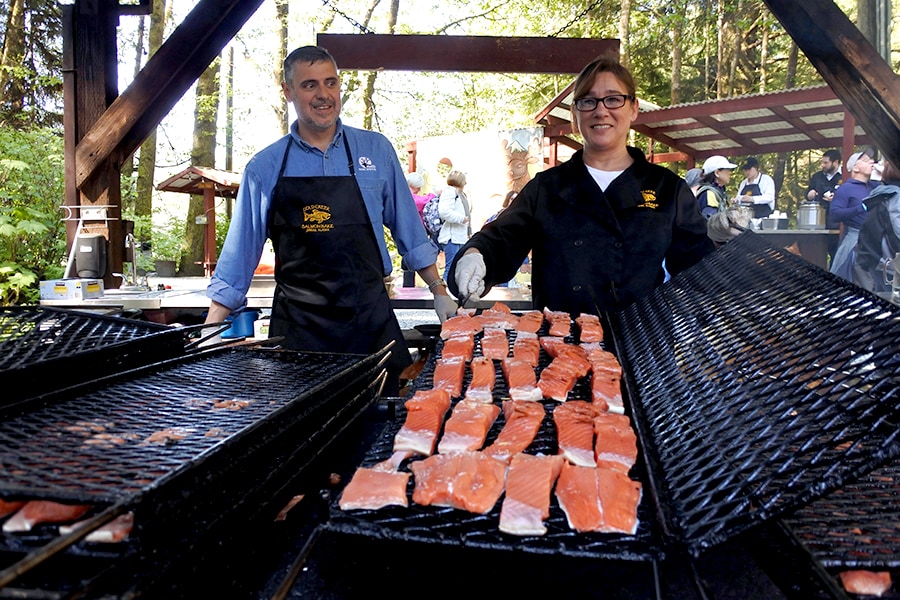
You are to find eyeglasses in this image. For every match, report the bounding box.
[573,94,634,111]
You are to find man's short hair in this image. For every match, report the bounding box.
[823,149,841,162]
[283,46,337,86]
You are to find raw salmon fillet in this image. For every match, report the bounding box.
[499,453,564,536]
[543,308,571,337]
[393,389,452,456]
[437,399,501,453]
[441,314,482,339]
[411,451,507,514]
[476,303,519,330]
[555,461,604,531]
[594,412,638,469]
[583,343,624,413]
[839,570,892,596]
[538,358,581,401]
[484,400,546,462]
[556,462,642,534]
[59,512,134,543]
[0,499,26,519]
[433,356,466,397]
[539,335,567,357]
[501,358,542,402]
[464,356,496,403]
[553,401,599,467]
[515,310,544,334]
[339,467,411,510]
[442,334,474,361]
[480,327,509,360]
[575,313,604,343]
[3,501,92,533]
[512,331,541,367]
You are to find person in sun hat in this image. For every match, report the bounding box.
[684,167,703,196]
[696,155,738,219]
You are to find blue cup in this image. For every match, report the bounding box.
[221,309,259,339]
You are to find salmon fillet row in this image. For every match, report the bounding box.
[2,501,92,533]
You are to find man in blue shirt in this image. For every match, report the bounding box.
[205,46,455,393]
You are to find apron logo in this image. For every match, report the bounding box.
[638,190,659,209]
[358,156,376,171]
[303,205,334,232]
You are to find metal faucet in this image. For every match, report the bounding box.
[125,233,138,287]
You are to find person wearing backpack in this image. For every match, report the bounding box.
[437,170,472,282]
[696,155,737,219]
[854,159,900,294]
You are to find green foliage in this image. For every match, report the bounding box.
[0,127,66,305]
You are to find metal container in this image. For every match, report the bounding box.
[797,201,826,230]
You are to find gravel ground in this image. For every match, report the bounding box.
[393,309,440,330]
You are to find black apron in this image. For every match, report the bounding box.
[267,135,410,382]
[740,182,773,218]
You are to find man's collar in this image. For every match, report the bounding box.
[290,119,343,150]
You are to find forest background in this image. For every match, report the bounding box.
[0,0,896,304]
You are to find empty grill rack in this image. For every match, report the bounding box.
[610,231,900,557]
[0,345,389,597]
[0,306,187,407]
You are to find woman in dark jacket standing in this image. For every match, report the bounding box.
[448,57,714,315]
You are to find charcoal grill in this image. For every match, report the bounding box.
[308,231,900,599]
[0,306,187,407]
[0,344,389,598]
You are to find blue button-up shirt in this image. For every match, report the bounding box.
[208,119,438,312]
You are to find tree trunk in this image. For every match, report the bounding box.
[618,0,631,68]
[274,0,288,135]
[670,4,684,105]
[0,0,26,115]
[135,0,167,253]
[183,57,220,276]
[717,0,725,98]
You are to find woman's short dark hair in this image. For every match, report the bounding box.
[283,46,337,86]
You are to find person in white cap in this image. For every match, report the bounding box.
[829,148,875,281]
[696,155,738,219]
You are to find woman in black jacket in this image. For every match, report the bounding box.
[449,57,714,315]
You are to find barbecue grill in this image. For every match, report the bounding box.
[0,344,390,598]
[304,231,900,599]
[0,306,187,408]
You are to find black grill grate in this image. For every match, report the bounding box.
[610,231,900,556]
[327,323,661,561]
[0,348,383,504]
[0,306,186,405]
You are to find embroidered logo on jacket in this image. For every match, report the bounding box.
[303,205,333,232]
[638,190,659,209]
[358,156,376,171]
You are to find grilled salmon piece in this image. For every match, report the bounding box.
[484,400,546,462]
[411,451,506,514]
[499,453,564,536]
[0,499,26,519]
[339,467,410,510]
[538,358,581,402]
[393,389,452,456]
[464,356,496,404]
[59,512,135,543]
[501,358,542,402]
[839,570,892,596]
[596,465,642,534]
[553,401,599,467]
[437,400,501,453]
[480,327,509,360]
[475,307,519,330]
[556,462,642,534]
[433,356,466,398]
[543,308,571,337]
[3,501,92,533]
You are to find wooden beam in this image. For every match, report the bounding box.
[763,0,900,167]
[317,34,619,74]
[73,0,265,189]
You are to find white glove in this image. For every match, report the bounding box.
[195,325,225,348]
[455,252,486,301]
[433,294,457,323]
